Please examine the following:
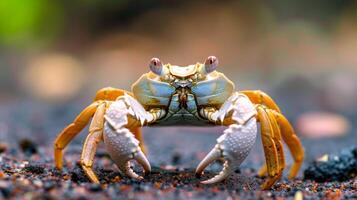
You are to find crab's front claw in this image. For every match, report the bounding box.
[195,145,234,184]
[103,94,154,180]
[103,124,151,180]
[111,129,151,180]
[116,148,151,180]
[196,118,258,184]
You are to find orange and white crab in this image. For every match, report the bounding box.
[54,56,304,189]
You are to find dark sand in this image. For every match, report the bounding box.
[0,103,356,199]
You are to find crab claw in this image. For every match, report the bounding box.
[196,118,258,184]
[196,147,234,184]
[103,95,153,180]
[104,126,151,180]
[117,151,151,180]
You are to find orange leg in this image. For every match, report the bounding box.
[258,109,285,178]
[257,106,281,189]
[258,164,267,177]
[80,103,106,183]
[54,87,146,170]
[240,90,281,113]
[54,101,102,169]
[80,99,149,183]
[243,90,303,187]
[273,110,304,179]
[268,109,285,177]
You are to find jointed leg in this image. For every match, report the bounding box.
[258,109,285,178]
[257,106,280,189]
[80,103,106,183]
[54,87,143,170]
[258,164,267,177]
[268,110,285,176]
[54,101,103,169]
[273,110,304,179]
[241,90,281,113]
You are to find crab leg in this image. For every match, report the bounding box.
[240,90,281,113]
[257,106,281,189]
[54,87,146,170]
[258,164,268,177]
[258,108,285,178]
[54,101,102,169]
[273,110,304,179]
[80,103,106,183]
[267,109,285,176]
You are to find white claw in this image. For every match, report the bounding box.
[134,151,151,174]
[103,97,152,180]
[120,151,151,180]
[195,147,234,184]
[196,147,221,176]
[196,93,258,184]
[120,162,143,180]
[201,161,233,184]
[113,149,151,180]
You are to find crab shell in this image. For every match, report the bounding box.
[131,64,235,115]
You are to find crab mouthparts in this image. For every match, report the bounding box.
[173,80,192,88]
[176,87,189,109]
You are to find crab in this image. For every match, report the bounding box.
[54,56,304,189]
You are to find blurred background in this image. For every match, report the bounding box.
[0,0,356,164]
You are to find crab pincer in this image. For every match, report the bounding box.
[195,93,258,184]
[103,94,152,179]
[196,120,258,184]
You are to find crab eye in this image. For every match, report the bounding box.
[204,56,218,74]
[149,57,163,75]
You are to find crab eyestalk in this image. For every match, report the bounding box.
[203,56,218,74]
[149,57,168,76]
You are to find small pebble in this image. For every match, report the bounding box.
[0,171,5,178]
[88,184,102,192]
[33,179,43,187]
[0,143,8,154]
[172,152,182,165]
[19,139,38,156]
[43,182,55,191]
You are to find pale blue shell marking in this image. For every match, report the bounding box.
[131,73,175,107]
[192,71,235,106]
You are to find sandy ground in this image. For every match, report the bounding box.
[0,102,356,199]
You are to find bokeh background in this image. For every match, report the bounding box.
[0,0,356,165]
